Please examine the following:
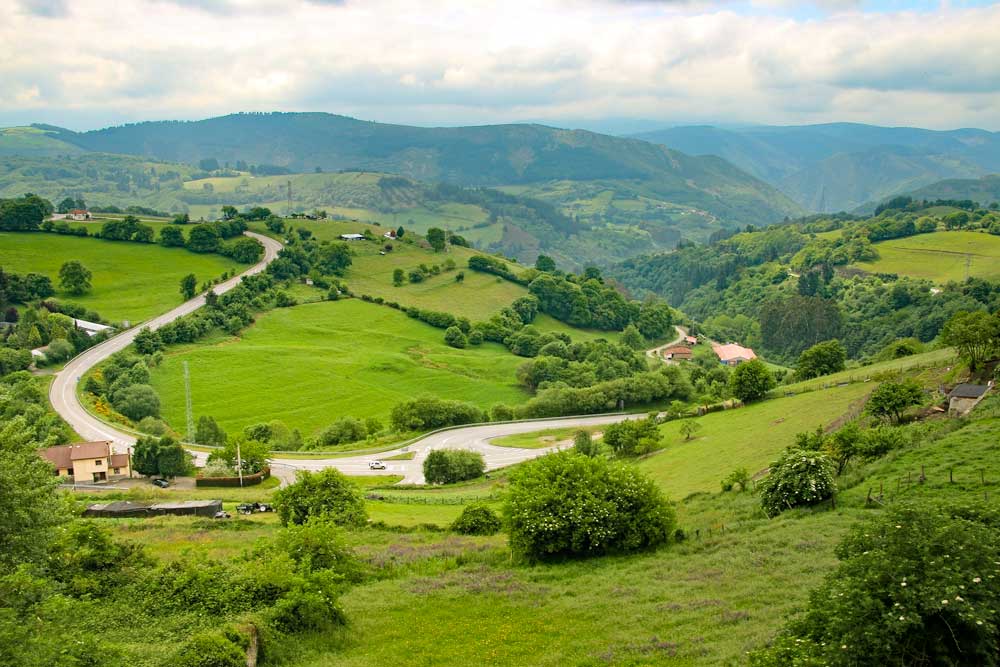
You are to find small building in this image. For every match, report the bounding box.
[947,382,992,417]
[684,335,698,346]
[383,229,397,239]
[73,318,112,337]
[41,441,131,484]
[67,209,92,221]
[661,345,693,361]
[339,233,365,241]
[712,342,757,367]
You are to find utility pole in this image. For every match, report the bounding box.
[183,360,194,442]
[966,254,972,281]
[287,179,292,216]
[236,441,244,488]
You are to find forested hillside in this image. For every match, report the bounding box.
[636,122,1000,213]
[613,198,1000,364]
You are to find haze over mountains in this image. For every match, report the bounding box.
[635,123,1000,213]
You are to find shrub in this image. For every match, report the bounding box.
[504,452,675,560]
[859,425,907,460]
[137,416,169,436]
[451,503,502,535]
[729,359,775,403]
[603,416,661,456]
[490,404,514,421]
[721,467,750,492]
[423,449,485,485]
[390,397,485,431]
[274,468,367,527]
[758,448,836,517]
[174,630,245,667]
[750,503,1000,666]
[316,417,367,446]
[444,325,467,349]
[573,430,598,457]
[111,383,161,421]
[865,379,924,423]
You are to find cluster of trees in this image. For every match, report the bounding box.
[1,370,73,445]
[389,396,485,432]
[393,258,457,285]
[602,416,662,456]
[0,302,108,365]
[314,416,383,448]
[0,194,52,231]
[514,338,647,391]
[423,449,485,484]
[132,435,191,478]
[94,215,264,263]
[266,238,352,282]
[85,350,162,423]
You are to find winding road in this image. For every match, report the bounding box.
[49,231,642,484]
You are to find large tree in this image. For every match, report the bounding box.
[730,359,776,403]
[58,260,92,295]
[180,273,197,300]
[795,339,847,380]
[865,379,924,424]
[426,227,446,252]
[940,310,1000,371]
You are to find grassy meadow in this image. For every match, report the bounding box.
[148,298,529,438]
[853,230,1000,282]
[0,231,242,323]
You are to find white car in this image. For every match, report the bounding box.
[368,460,386,470]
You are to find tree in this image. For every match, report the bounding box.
[423,449,485,484]
[58,260,92,295]
[0,195,47,231]
[57,197,78,214]
[535,255,556,272]
[504,451,675,560]
[758,448,836,517]
[444,325,467,349]
[221,205,238,220]
[132,436,161,476]
[156,437,190,478]
[822,422,864,475]
[455,271,465,283]
[187,224,221,253]
[620,324,645,350]
[392,268,405,286]
[636,302,674,341]
[729,359,775,403]
[426,227,446,252]
[274,468,367,527]
[171,213,190,225]
[194,415,226,446]
[679,420,702,441]
[396,225,405,238]
[940,310,1000,371]
[180,273,197,300]
[314,243,352,275]
[865,379,924,424]
[795,339,847,380]
[0,416,70,569]
[573,430,598,457]
[316,417,367,446]
[112,383,161,421]
[158,225,185,247]
[603,417,661,456]
[207,437,270,474]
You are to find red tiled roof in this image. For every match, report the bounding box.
[110,453,130,468]
[712,343,757,362]
[70,441,112,460]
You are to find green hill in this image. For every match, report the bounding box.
[0,125,85,158]
[39,112,803,230]
[859,174,1000,213]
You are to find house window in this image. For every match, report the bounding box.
[68,468,74,475]
[95,459,103,466]
[113,468,121,475]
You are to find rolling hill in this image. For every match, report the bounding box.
[858,174,1000,213]
[635,122,1000,213]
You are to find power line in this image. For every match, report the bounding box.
[183,360,194,442]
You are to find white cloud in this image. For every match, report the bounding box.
[1,0,998,130]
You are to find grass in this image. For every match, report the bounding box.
[779,346,955,393]
[148,298,529,437]
[853,231,1000,282]
[383,451,416,460]
[640,383,873,498]
[490,425,602,449]
[0,231,242,324]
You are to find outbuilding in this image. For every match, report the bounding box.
[661,345,693,361]
[712,342,757,366]
[339,233,365,241]
[947,382,992,416]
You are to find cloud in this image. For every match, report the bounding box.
[16,0,68,17]
[0,0,998,130]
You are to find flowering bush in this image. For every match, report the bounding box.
[503,451,675,560]
[758,448,835,517]
[750,503,1000,666]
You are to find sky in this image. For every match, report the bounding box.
[2,0,999,132]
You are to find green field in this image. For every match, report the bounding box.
[0,232,242,323]
[853,231,1000,282]
[641,383,872,498]
[490,425,603,449]
[149,299,529,437]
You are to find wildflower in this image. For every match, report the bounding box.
[973,577,982,583]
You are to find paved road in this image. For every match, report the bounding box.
[49,231,283,451]
[646,325,688,361]
[270,413,647,485]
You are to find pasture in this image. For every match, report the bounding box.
[853,230,1000,282]
[0,232,242,323]
[148,299,530,438]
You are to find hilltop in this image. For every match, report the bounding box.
[636,122,1000,213]
[858,174,1000,214]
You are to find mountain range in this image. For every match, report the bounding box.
[634,123,1000,213]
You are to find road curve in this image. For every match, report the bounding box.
[49,231,284,451]
[270,412,648,485]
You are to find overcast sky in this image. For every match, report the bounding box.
[2,0,999,132]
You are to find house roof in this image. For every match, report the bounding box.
[69,209,89,214]
[42,441,113,468]
[663,346,692,355]
[340,233,364,239]
[949,383,990,399]
[110,453,130,468]
[712,343,757,362]
[684,335,698,344]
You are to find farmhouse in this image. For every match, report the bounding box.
[712,342,757,366]
[41,441,131,484]
[383,230,397,239]
[339,233,365,241]
[67,209,92,221]
[684,335,698,346]
[661,345,693,361]
[947,382,992,417]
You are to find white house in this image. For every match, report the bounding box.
[339,233,365,241]
[67,209,92,221]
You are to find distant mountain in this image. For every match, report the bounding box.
[857,174,1000,214]
[33,112,802,230]
[0,125,85,158]
[635,123,1000,213]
